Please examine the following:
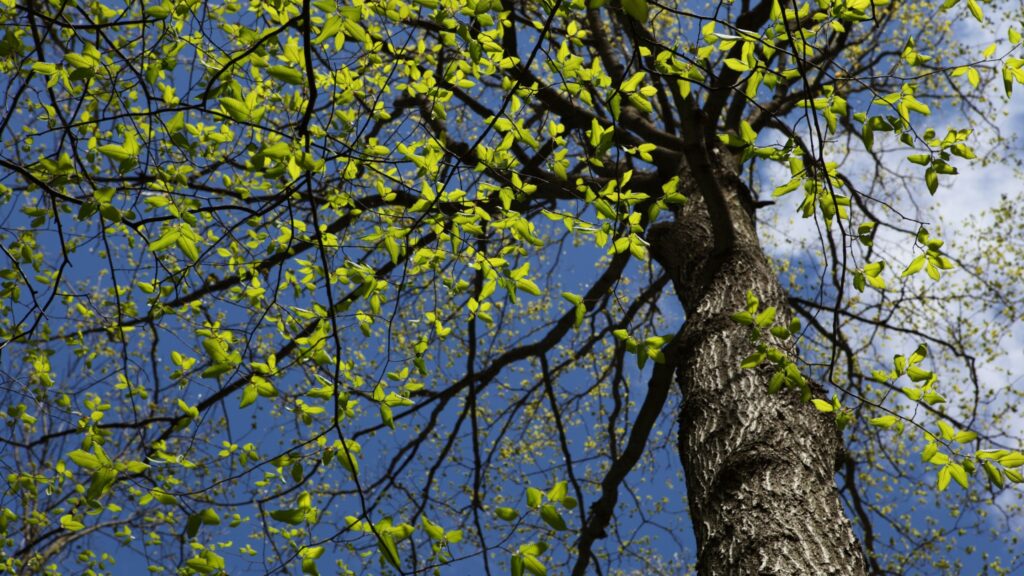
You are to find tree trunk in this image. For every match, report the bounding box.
[649,156,868,576]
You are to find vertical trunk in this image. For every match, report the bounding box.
[649,160,867,576]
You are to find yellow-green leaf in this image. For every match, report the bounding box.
[68,449,101,470]
[97,144,134,162]
[724,58,750,72]
[60,514,85,531]
[267,65,305,85]
[966,0,983,21]
[948,463,968,488]
[151,488,178,505]
[219,97,250,122]
[495,507,518,521]
[869,415,897,428]
[812,399,834,413]
[999,452,1024,468]
[937,466,951,491]
[540,504,567,531]
[983,461,1004,488]
[621,0,649,21]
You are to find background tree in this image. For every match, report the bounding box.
[2,0,1024,574]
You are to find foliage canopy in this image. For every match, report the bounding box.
[2,0,1024,573]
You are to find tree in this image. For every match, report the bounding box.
[2,0,1024,573]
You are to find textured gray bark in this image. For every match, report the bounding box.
[649,154,868,576]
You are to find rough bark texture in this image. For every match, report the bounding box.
[649,152,867,576]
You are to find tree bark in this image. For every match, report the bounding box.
[649,154,868,576]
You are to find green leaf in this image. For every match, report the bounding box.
[937,421,955,441]
[60,514,85,531]
[908,344,928,364]
[144,2,172,17]
[967,67,980,88]
[516,278,542,297]
[999,452,1024,468]
[219,97,251,122]
[185,514,203,538]
[893,354,907,374]
[937,466,951,491]
[31,61,58,75]
[621,0,649,21]
[754,307,776,328]
[560,292,582,305]
[522,555,547,576]
[518,542,548,556]
[151,488,178,505]
[730,311,754,325]
[240,383,258,408]
[925,167,938,194]
[723,58,750,72]
[149,228,181,253]
[954,431,978,443]
[745,291,759,312]
[921,443,938,463]
[68,449,101,470]
[740,352,766,369]
[270,508,306,525]
[902,255,926,277]
[495,507,518,521]
[966,0,983,21]
[199,508,221,525]
[337,449,359,478]
[983,461,1004,488]
[254,376,278,397]
[377,532,401,569]
[97,144,134,162]
[185,552,225,574]
[811,399,834,413]
[739,120,757,145]
[948,463,968,489]
[261,142,291,159]
[905,365,932,382]
[902,386,922,401]
[620,71,646,92]
[176,236,200,261]
[421,516,444,541]
[314,15,344,44]
[85,467,118,500]
[122,460,150,474]
[178,397,199,420]
[546,481,567,502]
[539,504,567,531]
[202,338,228,363]
[869,415,897,428]
[266,65,305,85]
[526,487,543,508]
[64,53,94,69]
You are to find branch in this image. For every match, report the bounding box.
[571,336,680,576]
